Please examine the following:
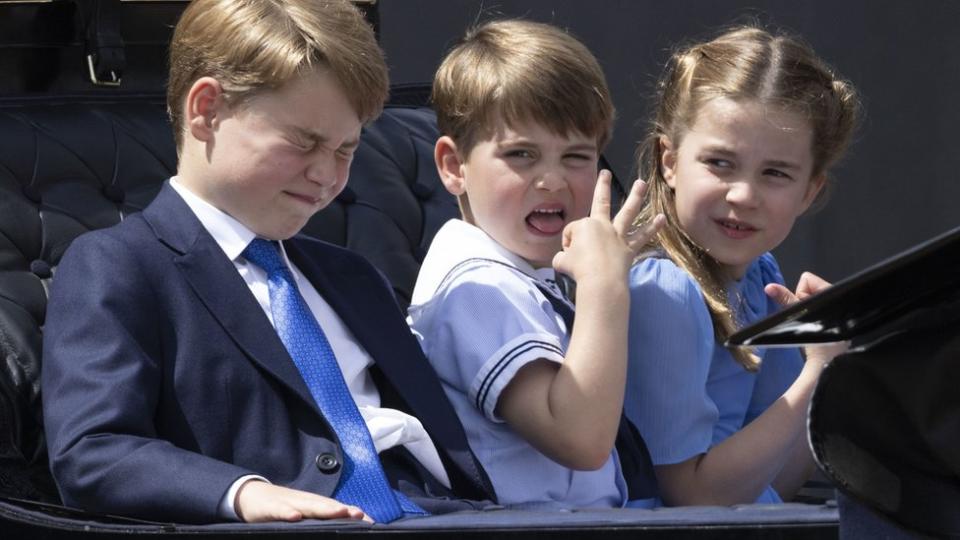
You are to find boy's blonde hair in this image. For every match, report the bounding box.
[167,0,389,153]
[636,26,861,370]
[432,19,615,157]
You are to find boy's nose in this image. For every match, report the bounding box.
[305,152,338,186]
[534,170,566,191]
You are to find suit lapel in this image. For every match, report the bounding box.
[285,239,414,392]
[287,239,493,498]
[142,184,319,413]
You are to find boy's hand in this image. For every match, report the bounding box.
[552,170,664,283]
[235,480,371,523]
[503,171,664,468]
[765,272,849,366]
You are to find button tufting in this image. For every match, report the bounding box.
[30,260,52,279]
[102,185,126,204]
[315,453,341,473]
[22,185,42,204]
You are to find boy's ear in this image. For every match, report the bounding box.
[800,172,827,212]
[435,136,467,196]
[185,77,226,143]
[659,135,678,188]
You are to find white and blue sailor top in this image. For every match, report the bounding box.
[407,219,627,508]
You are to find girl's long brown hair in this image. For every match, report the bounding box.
[636,26,860,369]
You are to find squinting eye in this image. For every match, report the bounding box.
[563,154,594,169]
[292,139,316,151]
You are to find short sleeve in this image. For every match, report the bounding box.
[410,263,565,422]
[624,258,719,465]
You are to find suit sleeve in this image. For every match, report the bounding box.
[42,231,252,523]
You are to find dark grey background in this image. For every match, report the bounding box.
[377,0,960,286]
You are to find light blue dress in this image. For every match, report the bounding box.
[624,252,803,504]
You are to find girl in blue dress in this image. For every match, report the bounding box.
[624,26,861,506]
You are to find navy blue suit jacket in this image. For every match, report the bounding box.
[41,184,493,523]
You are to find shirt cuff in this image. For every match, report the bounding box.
[218,474,269,521]
[469,333,564,421]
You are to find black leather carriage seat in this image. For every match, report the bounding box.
[0,92,457,504]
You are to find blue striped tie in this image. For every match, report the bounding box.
[242,238,426,522]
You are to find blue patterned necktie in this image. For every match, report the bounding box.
[242,238,426,522]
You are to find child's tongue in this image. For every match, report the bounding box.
[526,211,565,235]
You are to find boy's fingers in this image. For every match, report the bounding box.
[625,213,665,252]
[237,481,369,523]
[296,499,362,519]
[590,169,613,221]
[561,219,575,250]
[612,179,648,236]
[552,250,568,275]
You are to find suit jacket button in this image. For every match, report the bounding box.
[316,453,340,473]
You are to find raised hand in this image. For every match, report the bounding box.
[765,272,849,366]
[764,271,831,306]
[235,480,371,523]
[552,170,665,283]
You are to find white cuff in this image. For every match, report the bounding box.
[218,474,269,521]
[469,333,564,422]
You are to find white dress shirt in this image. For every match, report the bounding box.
[168,179,449,520]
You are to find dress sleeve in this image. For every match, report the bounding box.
[415,264,565,422]
[624,258,719,465]
[745,254,804,423]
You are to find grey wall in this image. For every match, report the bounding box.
[378,0,960,286]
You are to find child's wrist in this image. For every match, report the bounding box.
[574,276,629,298]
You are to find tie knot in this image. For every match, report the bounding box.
[242,238,286,274]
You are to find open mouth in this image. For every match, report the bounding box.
[526,207,566,236]
[716,218,757,238]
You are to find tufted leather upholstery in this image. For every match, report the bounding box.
[0,97,173,502]
[0,92,457,503]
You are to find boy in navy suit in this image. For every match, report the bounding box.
[42,0,491,524]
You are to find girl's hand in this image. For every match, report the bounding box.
[764,271,830,305]
[765,272,849,366]
[552,171,664,284]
